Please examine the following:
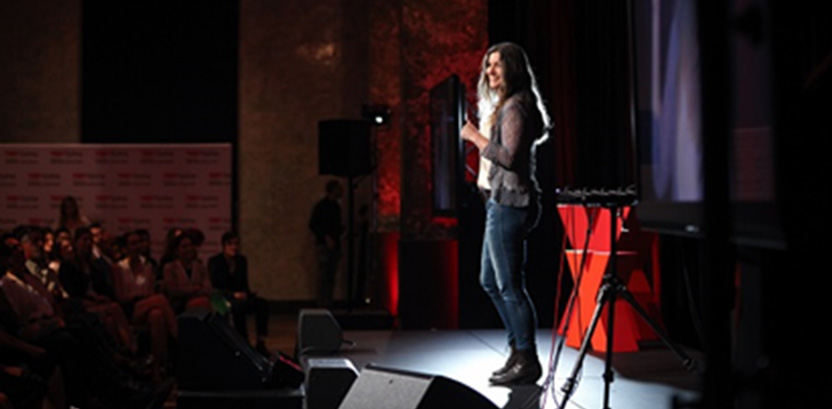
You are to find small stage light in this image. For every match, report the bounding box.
[362,104,391,127]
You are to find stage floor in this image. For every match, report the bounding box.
[335,328,702,409]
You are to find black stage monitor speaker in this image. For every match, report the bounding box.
[177,309,303,390]
[318,119,371,176]
[177,388,304,409]
[337,364,498,409]
[298,308,343,356]
[304,357,359,409]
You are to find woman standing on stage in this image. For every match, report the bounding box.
[461,42,551,386]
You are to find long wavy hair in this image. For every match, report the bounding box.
[58,196,81,228]
[476,42,552,144]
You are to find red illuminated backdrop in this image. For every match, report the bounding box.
[368,0,403,231]
[399,0,487,240]
[365,0,487,319]
[368,0,487,237]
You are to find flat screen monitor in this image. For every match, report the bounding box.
[430,75,466,217]
[631,0,783,247]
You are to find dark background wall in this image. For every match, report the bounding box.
[0,1,81,144]
[81,2,238,144]
[238,0,376,301]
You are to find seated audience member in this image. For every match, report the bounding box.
[15,226,67,302]
[1,323,65,409]
[13,232,144,373]
[89,222,118,266]
[59,227,136,354]
[42,228,55,258]
[135,229,160,275]
[162,233,212,313]
[112,231,178,381]
[60,228,113,299]
[47,228,72,273]
[43,228,61,274]
[158,227,184,273]
[1,235,170,409]
[184,228,205,251]
[110,233,127,264]
[208,232,270,356]
[1,244,64,409]
[52,228,71,249]
[47,237,73,281]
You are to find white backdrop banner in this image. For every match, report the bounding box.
[0,143,232,260]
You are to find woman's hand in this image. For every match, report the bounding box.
[461,120,488,151]
[460,120,479,143]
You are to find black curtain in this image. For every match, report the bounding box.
[82,1,238,144]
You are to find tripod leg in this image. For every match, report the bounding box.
[558,283,612,408]
[616,285,699,373]
[603,285,616,409]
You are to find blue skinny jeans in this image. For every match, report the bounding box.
[480,199,538,352]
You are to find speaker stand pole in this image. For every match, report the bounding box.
[346,173,356,310]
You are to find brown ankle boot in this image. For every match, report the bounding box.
[488,348,542,386]
[492,342,518,376]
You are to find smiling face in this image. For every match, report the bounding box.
[486,51,504,92]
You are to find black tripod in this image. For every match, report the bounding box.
[557,204,698,409]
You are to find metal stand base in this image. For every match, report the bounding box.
[558,207,699,409]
